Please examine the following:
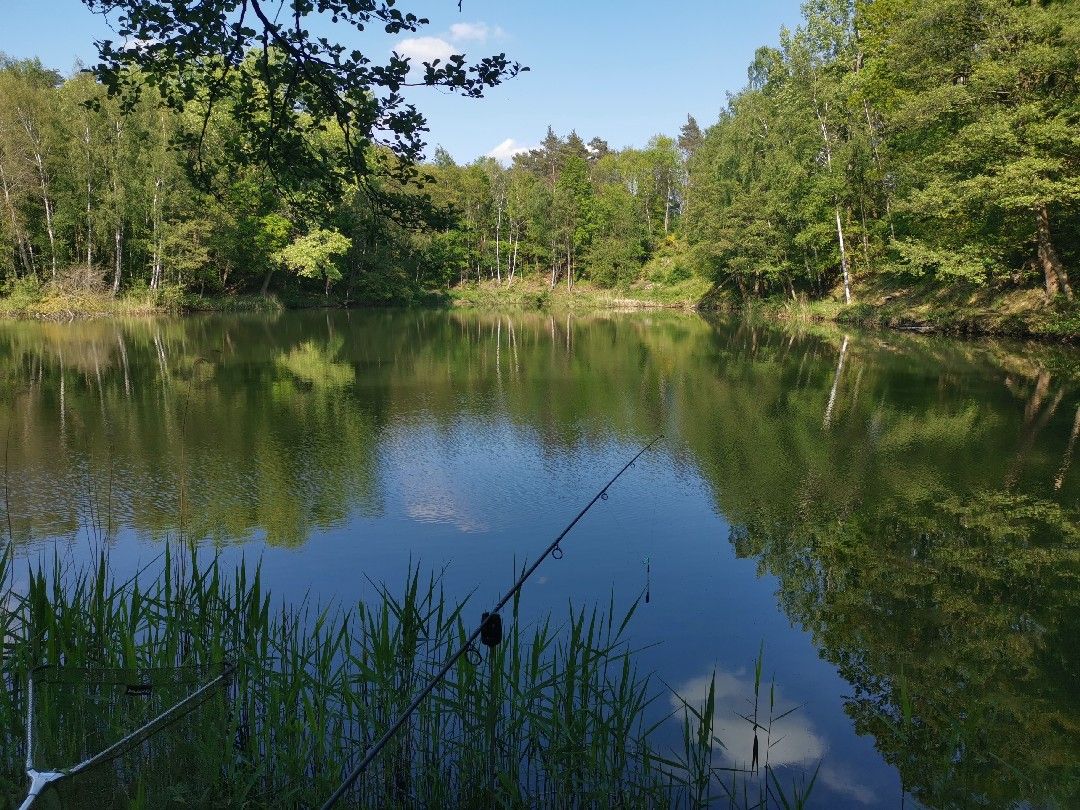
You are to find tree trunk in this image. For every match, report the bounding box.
[834,205,851,304]
[566,243,572,291]
[663,177,671,234]
[1037,204,1072,300]
[816,101,852,304]
[112,224,123,295]
[84,121,93,268]
[550,236,557,288]
[22,114,57,279]
[509,230,519,283]
[0,159,32,276]
[150,178,163,289]
[495,202,502,283]
[86,174,93,268]
[110,119,124,295]
[261,267,274,296]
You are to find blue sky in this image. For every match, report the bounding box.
[2,0,805,162]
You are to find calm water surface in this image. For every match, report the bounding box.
[2,309,1078,808]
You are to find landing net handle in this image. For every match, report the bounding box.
[20,662,236,810]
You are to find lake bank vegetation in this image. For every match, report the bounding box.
[0,543,812,807]
[1,0,1078,335]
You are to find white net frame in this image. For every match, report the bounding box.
[20,662,235,810]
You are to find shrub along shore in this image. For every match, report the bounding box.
[3,274,1078,342]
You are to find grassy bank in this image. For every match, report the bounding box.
[0,276,712,320]
[0,278,286,320]
[447,277,713,311]
[449,275,1080,339]
[9,270,1074,341]
[705,278,1080,341]
[0,546,808,808]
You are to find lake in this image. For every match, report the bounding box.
[2,308,1078,808]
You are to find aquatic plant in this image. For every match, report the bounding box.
[0,545,811,808]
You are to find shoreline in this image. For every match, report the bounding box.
[711,280,1080,343]
[2,277,1077,342]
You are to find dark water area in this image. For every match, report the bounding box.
[1,309,1078,808]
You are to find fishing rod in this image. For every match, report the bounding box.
[320,435,664,810]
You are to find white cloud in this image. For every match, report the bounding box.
[401,465,488,533]
[396,36,456,65]
[819,764,876,805]
[405,498,487,533]
[669,669,826,770]
[448,22,502,43]
[486,138,531,164]
[121,37,157,53]
[395,21,505,69]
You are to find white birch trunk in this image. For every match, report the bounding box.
[834,206,851,304]
[111,120,124,295]
[112,224,123,296]
[20,112,56,278]
[823,335,849,428]
[509,229,519,284]
[495,200,502,284]
[84,120,93,268]
[816,102,851,304]
[0,159,32,276]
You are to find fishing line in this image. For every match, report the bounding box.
[648,447,661,604]
[320,435,665,810]
[604,475,648,604]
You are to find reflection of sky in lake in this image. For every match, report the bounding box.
[7,309,1078,808]
[74,419,905,806]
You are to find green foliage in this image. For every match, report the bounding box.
[643,237,695,285]
[682,0,1079,303]
[2,1,1078,314]
[81,0,526,192]
[0,275,43,312]
[421,129,690,292]
[890,239,997,284]
[275,228,352,290]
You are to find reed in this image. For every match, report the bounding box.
[0,546,813,808]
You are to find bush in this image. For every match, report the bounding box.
[0,275,44,312]
[642,238,694,285]
[152,284,186,312]
[54,264,107,295]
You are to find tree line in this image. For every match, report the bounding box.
[0,52,691,303]
[1,0,1077,306]
[423,128,690,290]
[0,55,446,304]
[683,0,1078,303]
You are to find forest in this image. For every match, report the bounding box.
[0,0,1077,317]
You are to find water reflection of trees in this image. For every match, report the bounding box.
[1,310,1078,802]
[0,315,382,546]
[681,322,1080,807]
[728,495,1079,807]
